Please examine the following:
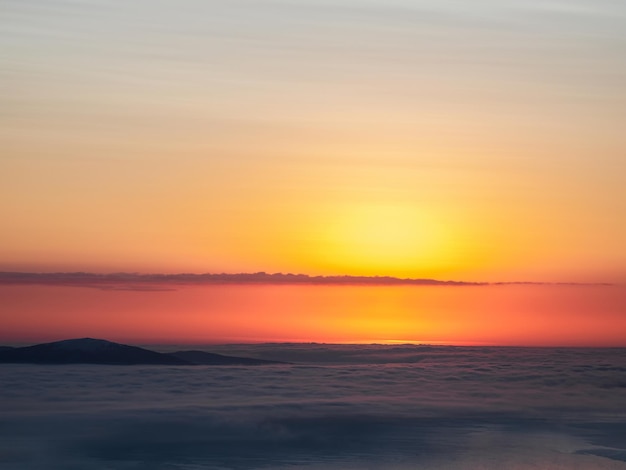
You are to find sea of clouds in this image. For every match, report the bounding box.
[1,346,625,469]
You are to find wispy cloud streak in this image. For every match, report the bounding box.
[0,271,612,290]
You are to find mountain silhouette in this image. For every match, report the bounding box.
[168,350,286,365]
[0,338,287,366]
[0,338,189,365]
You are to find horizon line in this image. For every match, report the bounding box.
[2,336,624,349]
[0,271,615,288]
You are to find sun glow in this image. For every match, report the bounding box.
[320,204,455,276]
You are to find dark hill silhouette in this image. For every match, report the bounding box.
[0,338,189,365]
[0,338,289,366]
[168,350,286,365]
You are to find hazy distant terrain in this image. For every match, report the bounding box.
[0,338,285,366]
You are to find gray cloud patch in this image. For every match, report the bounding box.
[1,271,611,290]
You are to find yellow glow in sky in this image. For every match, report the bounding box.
[318,204,453,276]
[0,0,625,283]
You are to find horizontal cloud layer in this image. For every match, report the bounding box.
[0,271,612,292]
[1,346,625,469]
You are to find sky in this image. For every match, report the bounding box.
[2,283,625,346]
[2,0,625,282]
[1,1,626,345]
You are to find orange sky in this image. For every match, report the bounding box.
[1,1,625,345]
[2,0,625,283]
[2,284,625,347]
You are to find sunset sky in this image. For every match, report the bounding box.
[1,1,625,345]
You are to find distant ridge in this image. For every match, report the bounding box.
[0,271,611,288]
[0,338,188,365]
[169,350,286,366]
[0,338,285,366]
